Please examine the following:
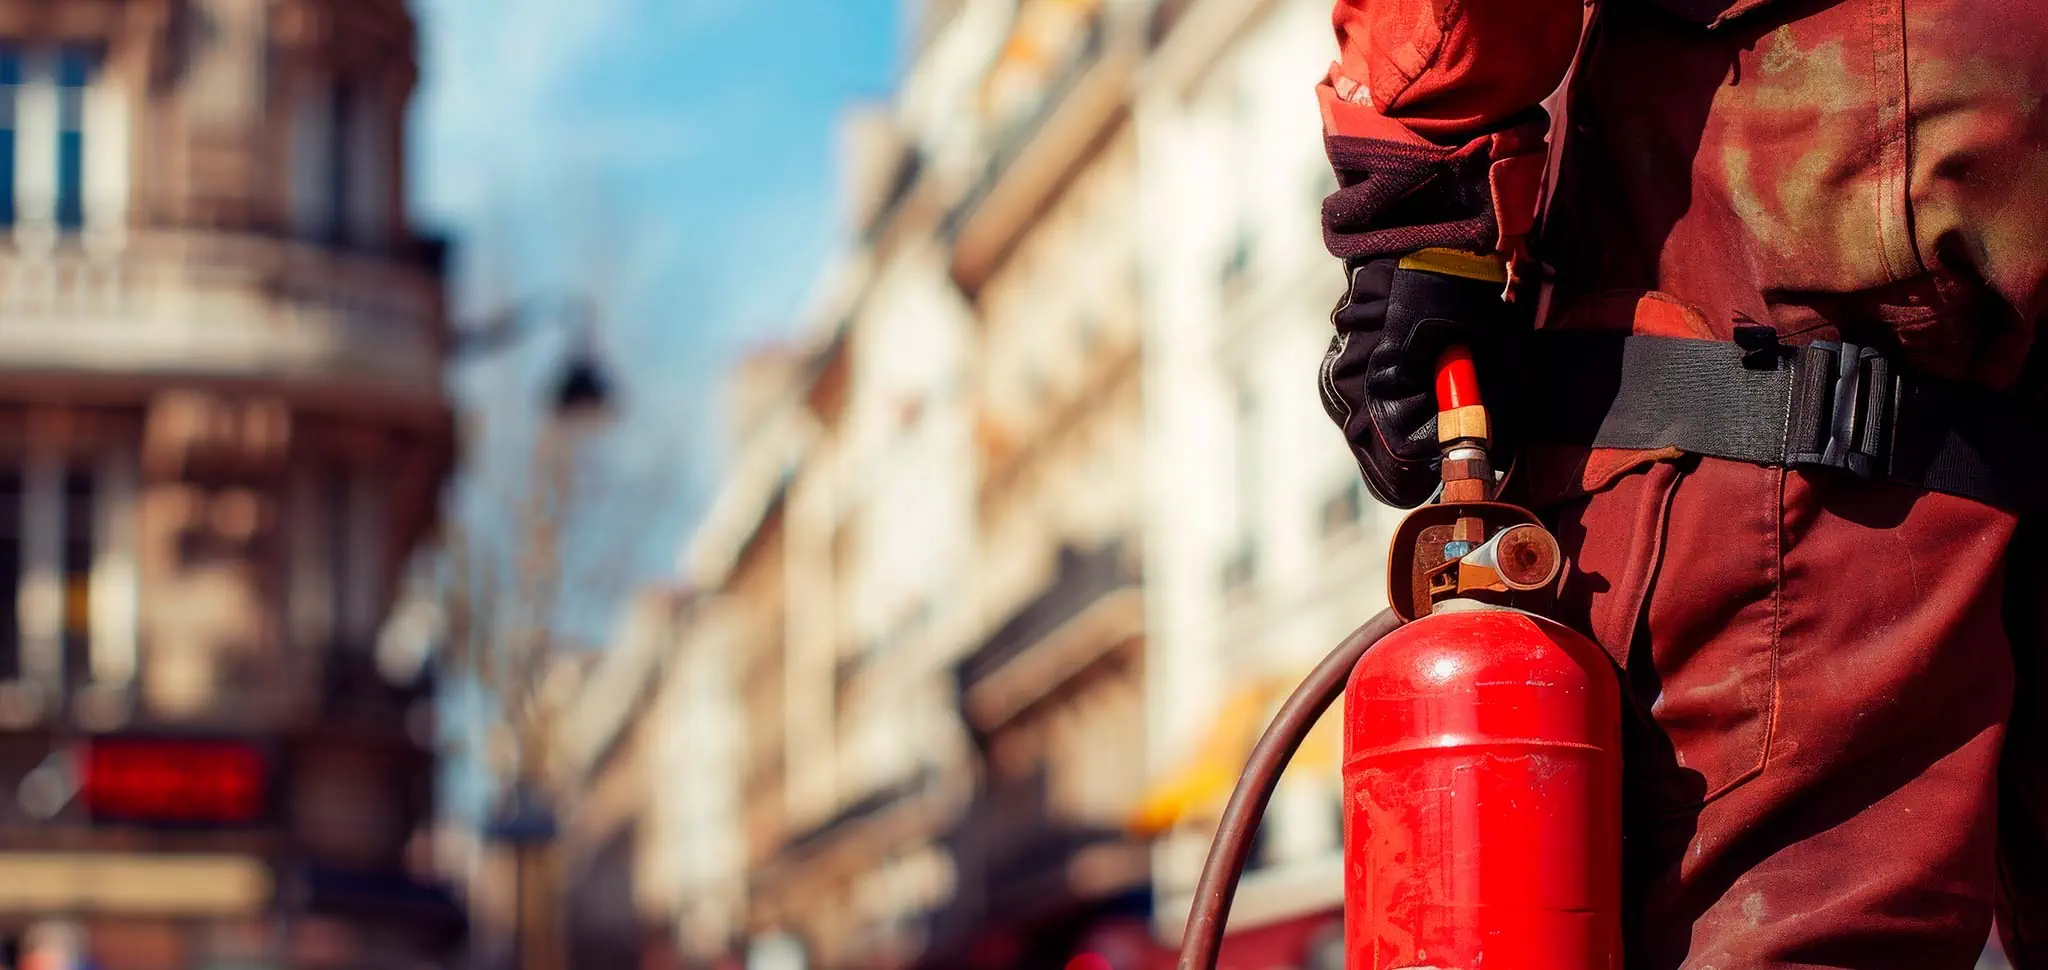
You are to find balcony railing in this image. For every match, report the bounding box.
[779,766,936,859]
[925,771,1151,954]
[861,149,926,245]
[942,11,1110,244]
[0,227,447,406]
[958,539,1135,693]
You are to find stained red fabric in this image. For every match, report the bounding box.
[1552,459,2013,967]
[1320,0,1582,145]
[1321,0,2048,965]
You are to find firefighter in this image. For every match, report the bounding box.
[1313,0,2048,967]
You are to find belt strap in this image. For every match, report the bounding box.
[1520,332,2042,512]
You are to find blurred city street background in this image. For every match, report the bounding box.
[423,1,1375,967]
[0,1,2015,969]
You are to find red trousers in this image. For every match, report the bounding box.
[1321,0,2048,965]
[1553,457,2020,967]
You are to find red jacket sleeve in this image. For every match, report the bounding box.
[1317,0,1584,266]
[1320,0,1584,146]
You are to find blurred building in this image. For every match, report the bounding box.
[922,0,1154,965]
[526,0,2016,967]
[628,0,1391,968]
[661,345,812,969]
[1131,0,1381,965]
[555,588,694,970]
[738,119,980,964]
[0,0,458,967]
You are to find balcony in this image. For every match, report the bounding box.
[958,540,1140,734]
[946,12,1136,293]
[0,228,448,414]
[922,765,1152,964]
[756,765,938,898]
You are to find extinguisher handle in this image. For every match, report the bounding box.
[1434,345,1493,502]
[1435,344,1482,412]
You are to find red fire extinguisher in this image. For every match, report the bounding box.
[1175,347,1623,970]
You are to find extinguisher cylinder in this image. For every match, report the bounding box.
[1343,605,1623,970]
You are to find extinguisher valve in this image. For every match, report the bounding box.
[1459,523,1564,592]
[1381,343,1568,617]
[1435,349,1494,503]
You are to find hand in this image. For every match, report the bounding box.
[1318,253,1524,508]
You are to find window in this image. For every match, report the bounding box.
[290,77,336,236]
[328,82,354,240]
[54,46,95,230]
[1219,536,1257,594]
[1225,382,1261,590]
[1245,807,1277,873]
[1219,223,1254,289]
[325,468,351,646]
[345,80,390,243]
[1319,476,1368,540]
[0,471,20,682]
[60,468,93,687]
[325,467,384,649]
[0,43,116,232]
[0,46,19,228]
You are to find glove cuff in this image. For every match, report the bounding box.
[1320,109,1550,265]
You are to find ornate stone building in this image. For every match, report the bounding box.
[0,1,457,967]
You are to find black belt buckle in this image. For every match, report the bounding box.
[1785,340,1897,480]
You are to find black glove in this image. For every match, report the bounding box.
[1318,255,1525,509]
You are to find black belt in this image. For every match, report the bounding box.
[1519,332,2041,512]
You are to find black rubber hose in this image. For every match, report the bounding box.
[1175,608,1405,970]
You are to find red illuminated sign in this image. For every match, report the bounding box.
[78,739,268,826]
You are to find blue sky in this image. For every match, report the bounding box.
[408,0,902,632]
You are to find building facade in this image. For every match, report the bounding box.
[746,154,981,970]
[1134,0,1441,965]
[924,0,1155,965]
[555,588,694,970]
[636,1,1390,968]
[0,1,457,967]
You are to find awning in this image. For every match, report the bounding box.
[1128,677,1342,837]
[0,853,271,915]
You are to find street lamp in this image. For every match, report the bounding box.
[550,352,613,424]
[443,294,617,970]
[452,294,619,424]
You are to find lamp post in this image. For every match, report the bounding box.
[443,295,617,970]
[451,294,618,424]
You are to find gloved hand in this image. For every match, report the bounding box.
[1317,252,1525,509]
